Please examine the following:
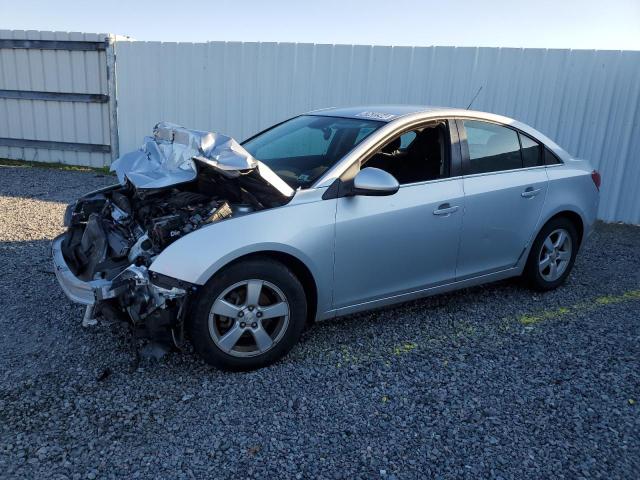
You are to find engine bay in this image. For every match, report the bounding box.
[61,181,253,282]
[54,121,297,357]
[60,171,279,357]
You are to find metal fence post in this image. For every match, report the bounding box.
[106,34,120,163]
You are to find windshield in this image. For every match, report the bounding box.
[242,115,384,189]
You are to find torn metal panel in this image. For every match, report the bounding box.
[111,122,294,198]
[54,121,297,351]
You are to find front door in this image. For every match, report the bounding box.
[332,179,464,309]
[332,121,464,309]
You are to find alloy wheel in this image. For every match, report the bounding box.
[208,279,290,357]
[538,228,572,282]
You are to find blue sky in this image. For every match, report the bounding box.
[1,0,639,49]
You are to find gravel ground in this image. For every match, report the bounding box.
[1,164,639,479]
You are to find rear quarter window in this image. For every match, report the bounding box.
[520,134,543,167]
[544,148,563,165]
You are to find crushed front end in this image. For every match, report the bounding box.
[52,122,293,352]
[53,181,224,348]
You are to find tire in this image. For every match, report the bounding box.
[523,217,579,291]
[188,258,307,370]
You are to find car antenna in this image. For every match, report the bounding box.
[466,86,483,110]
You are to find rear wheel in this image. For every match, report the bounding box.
[189,258,307,370]
[523,217,578,291]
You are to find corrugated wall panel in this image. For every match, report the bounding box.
[115,42,640,223]
[0,29,112,167]
[2,33,637,222]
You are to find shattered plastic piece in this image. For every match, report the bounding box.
[127,233,151,263]
[206,202,233,223]
[82,305,98,327]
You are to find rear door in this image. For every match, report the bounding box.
[455,119,548,279]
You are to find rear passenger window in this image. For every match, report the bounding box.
[463,120,521,174]
[520,134,542,167]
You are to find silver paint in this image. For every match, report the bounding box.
[352,167,400,195]
[55,107,599,322]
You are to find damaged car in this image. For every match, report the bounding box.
[53,106,600,370]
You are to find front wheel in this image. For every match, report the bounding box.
[189,258,307,370]
[523,217,579,291]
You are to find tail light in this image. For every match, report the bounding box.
[591,170,601,191]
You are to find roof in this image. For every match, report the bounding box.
[310,105,450,122]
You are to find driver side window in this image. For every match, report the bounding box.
[362,123,449,185]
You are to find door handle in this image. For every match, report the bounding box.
[433,203,460,216]
[521,187,542,198]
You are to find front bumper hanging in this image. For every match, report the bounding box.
[51,234,126,305]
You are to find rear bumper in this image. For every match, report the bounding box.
[51,234,115,305]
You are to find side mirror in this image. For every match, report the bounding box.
[351,167,400,196]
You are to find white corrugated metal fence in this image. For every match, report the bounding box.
[1,31,638,223]
[115,42,640,223]
[0,30,117,167]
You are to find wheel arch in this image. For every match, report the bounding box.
[209,250,319,325]
[541,209,585,246]
[516,207,587,274]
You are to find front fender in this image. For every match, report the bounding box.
[149,189,336,316]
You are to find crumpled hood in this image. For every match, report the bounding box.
[110,122,294,198]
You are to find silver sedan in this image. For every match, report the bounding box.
[53,106,600,370]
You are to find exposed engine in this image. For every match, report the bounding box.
[54,121,294,358]
[60,175,261,350]
[62,184,247,281]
